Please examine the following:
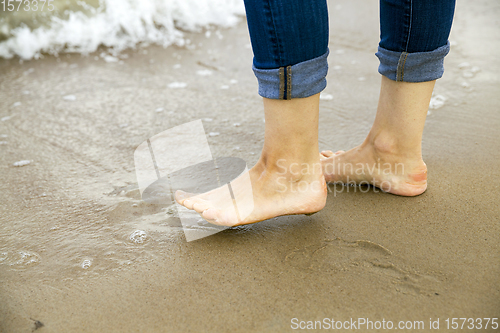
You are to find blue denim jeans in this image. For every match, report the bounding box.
[244,0,456,100]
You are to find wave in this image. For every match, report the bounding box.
[0,0,245,60]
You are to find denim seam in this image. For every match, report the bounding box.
[283,67,287,99]
[405,0,413,52]
[396,52,409,81]
[279,66,292,100]
[279,67,285,99]
[398,0,412,81]
[286,65,292,100]
[266,0,282,67]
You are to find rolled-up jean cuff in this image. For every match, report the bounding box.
[252,50,329,100]
[376,42,450,82]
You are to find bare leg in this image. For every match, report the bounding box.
[321,76,433,196]
[176,94,327,226]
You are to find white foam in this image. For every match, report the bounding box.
[458,62,470,69]
[17,251,41,266]
[13,160,31,167]
[429,94,447,110]
[103,55,119,63]
[63,94,77,101]
[0,0,245,60]
[196,69,212,76]
[168,82,187,89]
[320,93,333,101]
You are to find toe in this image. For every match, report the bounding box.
[175,190,193,204]
[182,199,194,209]
[202,208,218,221]
[320,150,345,158]
[320,150,335,158]
[194,210,217,225]
[192,200,212,214]
[174,190,186,204]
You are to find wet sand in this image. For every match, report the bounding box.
[1,0,499,332]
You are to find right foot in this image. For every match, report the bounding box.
[320,135,428,196]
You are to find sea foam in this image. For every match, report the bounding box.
[0,0,245,60]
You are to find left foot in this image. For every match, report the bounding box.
[175,159,327,226]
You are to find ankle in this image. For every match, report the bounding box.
[366,131,421,160]
[369,131,399,155]
[255,157,322,183]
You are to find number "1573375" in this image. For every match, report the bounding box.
[2,0,55,11]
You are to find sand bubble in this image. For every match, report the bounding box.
[130,230,147,243]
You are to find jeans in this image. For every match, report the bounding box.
[243,0,456,100]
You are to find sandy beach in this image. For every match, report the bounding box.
[0,0,499,332]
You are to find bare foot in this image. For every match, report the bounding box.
[320,137,428,196]
[175,160,327,226]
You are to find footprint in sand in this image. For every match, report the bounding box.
[284,238,442,296]
[107,184,183,234]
